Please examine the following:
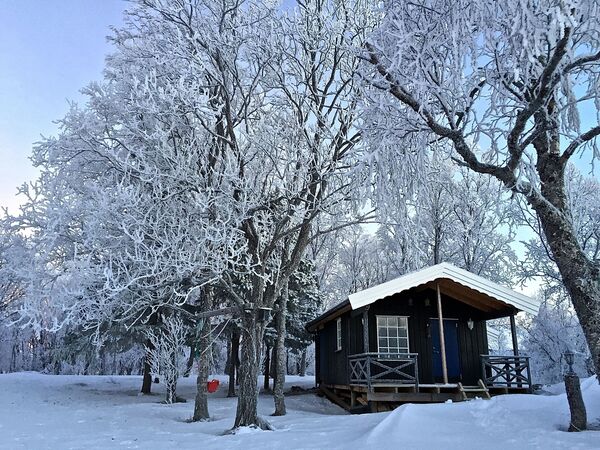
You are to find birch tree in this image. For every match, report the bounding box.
[146,313,189,404]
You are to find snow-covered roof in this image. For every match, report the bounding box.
[348,262,539,315]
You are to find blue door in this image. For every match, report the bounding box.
[430,319,461,382]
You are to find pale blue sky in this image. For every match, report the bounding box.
[0,0,125,212]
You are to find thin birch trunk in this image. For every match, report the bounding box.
[273,282,288,416]
[263,342,271,391]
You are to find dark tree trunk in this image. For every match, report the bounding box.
[263,342,271,392]
[228,328,240,398]
[184,345,195,377]
[225,336,233,375]
[270,345,277,387]
[141,339,153,394]
[10,342,17,372]
[565,374,587,431]
[193,290,213,421]
[299,348,307,377]
[233,313,269,430]
[273,283,288,416]
[99,348,106,375]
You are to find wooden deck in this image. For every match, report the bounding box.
[321,380,530,413]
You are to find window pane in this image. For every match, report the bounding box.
[377,316,410,355]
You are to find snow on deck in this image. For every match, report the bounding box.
[0,372,598,449]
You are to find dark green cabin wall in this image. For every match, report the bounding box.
[317,312,352,385]
[317,288,490,386]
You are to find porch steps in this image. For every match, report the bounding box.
[320,385,351,411]
[457,380,491,400]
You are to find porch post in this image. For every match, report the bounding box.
[436,282,449,384]
[315,332,320,388]
[510,313,519,356]
[362,306,370,353]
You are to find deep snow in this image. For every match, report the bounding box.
[0,372,598,449]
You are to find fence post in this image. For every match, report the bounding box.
[366,354,372,392]
[414,354,419,392]
[480,356,487,386]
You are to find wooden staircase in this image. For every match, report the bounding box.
[457,380,491,400]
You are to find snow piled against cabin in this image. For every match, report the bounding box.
[0,373,598,449]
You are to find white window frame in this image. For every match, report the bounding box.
[376,315,410,356]
[336,317,342,351]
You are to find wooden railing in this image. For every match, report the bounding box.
[480,355,532,389]
[348,353,419,391]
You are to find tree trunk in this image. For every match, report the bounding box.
[225,336,233,376]
[228,328,240,398]
[263,342,271,392]
[299,348,307,377]
[193,290,213,421]
[565,374,587,431]
[233,312,269,430]
[10,342,17,372]
[162,341,179,404]
[184,344,195,378]
[273,282,288,416]
[141,339,153,394]
[98,348,106,375]
[270,345,277,387]
[165,373,177,405]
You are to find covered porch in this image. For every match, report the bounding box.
[342,352,532,409]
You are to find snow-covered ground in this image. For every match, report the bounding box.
[0,373,598,449]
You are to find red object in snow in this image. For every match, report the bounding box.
[207,379,220,393]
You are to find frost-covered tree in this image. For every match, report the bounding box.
[447,168,519,283]
[4,0,373,430]
[361,0,600,376]
[146,313,189,404]
[519,165,600,293]
[4,0,247,420]
[522,290,593,384]
[285,260,323,375]
[331,226,390,295]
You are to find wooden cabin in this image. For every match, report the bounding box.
[306,263,540,412]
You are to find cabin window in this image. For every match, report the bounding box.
[336,317,342,351]
[376,316,409,355]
